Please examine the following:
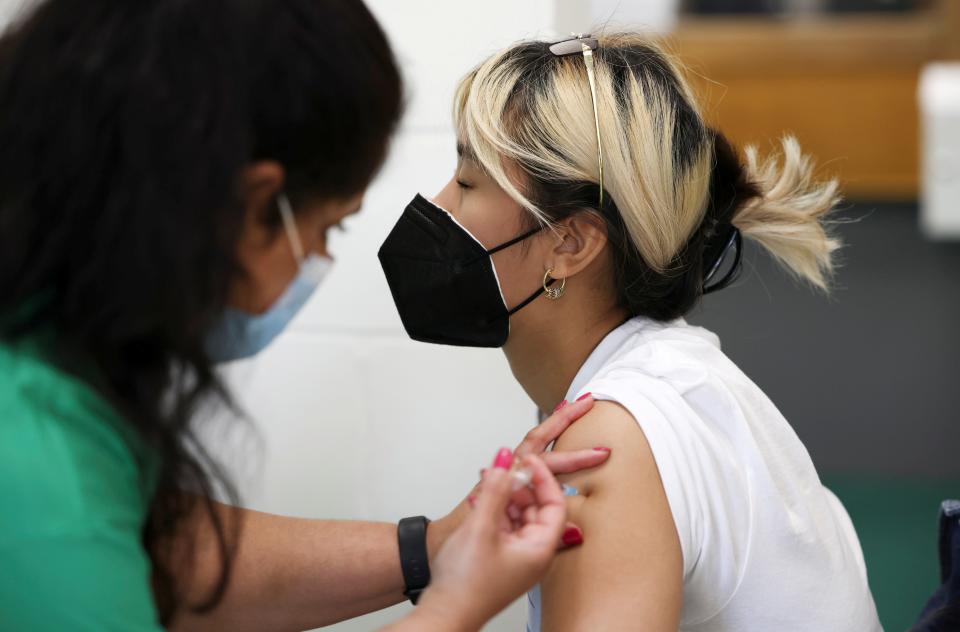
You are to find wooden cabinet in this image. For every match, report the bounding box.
[671,1,959,199]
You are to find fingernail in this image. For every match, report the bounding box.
[479,468,487,478]
[553,400,568,413]
[467,495,477,507]
[562,526,584,546]
[576,392,592,402]
[593,446,611,453]
[493,447,514,470]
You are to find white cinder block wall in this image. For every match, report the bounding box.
[0,1,675,630]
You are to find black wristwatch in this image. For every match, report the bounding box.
[397,516,431,605]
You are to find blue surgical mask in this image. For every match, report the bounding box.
[206,194,332,363]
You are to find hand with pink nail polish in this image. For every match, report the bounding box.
[514,394,609,476]
[414,393,609,628]
[431,395,609,565]
[411,450,568,632]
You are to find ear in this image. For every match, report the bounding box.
[237,160,286,249]
[546,212,608,279]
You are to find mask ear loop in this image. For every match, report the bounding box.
[485,225,544,256]
[277,193,306,265]
[487,224,554,316]
[475,222,558,319]
[505,275,558,316]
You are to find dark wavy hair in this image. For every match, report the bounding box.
[0,0,402,622]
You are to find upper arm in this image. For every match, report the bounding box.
[541,400,683,632]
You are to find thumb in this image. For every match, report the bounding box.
[473,448,515,527]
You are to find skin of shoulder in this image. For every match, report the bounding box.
[542,400,683,632]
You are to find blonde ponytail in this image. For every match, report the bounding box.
[734,136,842,290]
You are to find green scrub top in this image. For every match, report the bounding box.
[0,325,163,631]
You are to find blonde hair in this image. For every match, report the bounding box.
[454,33,841,311]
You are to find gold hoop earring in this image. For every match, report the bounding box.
[543,269,566,300]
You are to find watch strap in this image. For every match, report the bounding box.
[397,516,431,605]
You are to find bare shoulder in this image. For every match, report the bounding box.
[552,399,660,498]
[541,399,683,631]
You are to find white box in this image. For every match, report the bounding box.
[920,63,960,239]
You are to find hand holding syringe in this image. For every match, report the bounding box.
[513,466,578,496]
[466,455,584,547]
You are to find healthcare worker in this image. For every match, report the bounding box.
[0,1,611,630]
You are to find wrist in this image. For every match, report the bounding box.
[427,507,462,561]
[413,588,480,632]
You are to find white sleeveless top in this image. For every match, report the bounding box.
[526,317,880,631]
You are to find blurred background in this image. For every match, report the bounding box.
[3,1,958,630]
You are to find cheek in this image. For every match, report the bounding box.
[457,192,528,252]
[453,189,544,308]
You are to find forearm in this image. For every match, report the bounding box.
[169,501,461,631]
